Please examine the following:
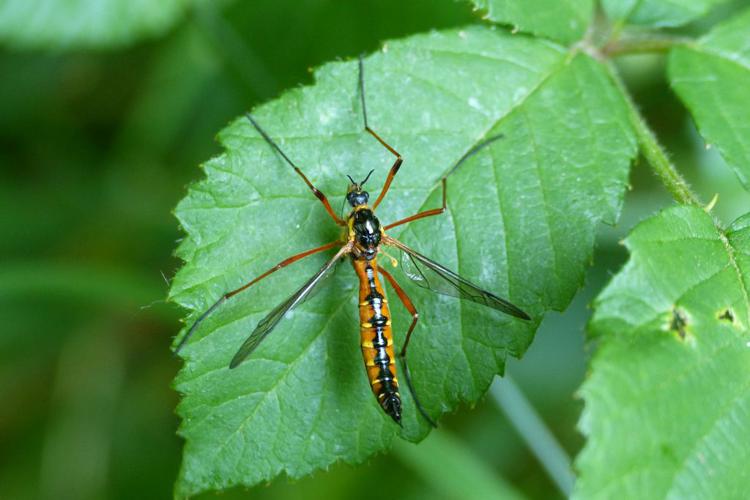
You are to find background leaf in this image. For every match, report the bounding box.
[392,429,524,500]
[669,8,750,190]
[576,205,750,499]
[0,0,193,49]
[602,0,732,28]
[170,25,636,497]
[468,0,593,43]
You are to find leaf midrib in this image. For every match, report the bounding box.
[384,46,580,403]
[201,295,352,478]
[392,49,576,236]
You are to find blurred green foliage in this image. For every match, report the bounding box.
[1,1,748,499]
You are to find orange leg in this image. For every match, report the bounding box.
[358,55,403,210]
[383,133,506,231]
[384,178,447,231]
[246,113,345,226]
[369,127,402,210]
[174,241,340,353]
[378,265,437,427]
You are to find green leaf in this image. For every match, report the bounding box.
[0,0,191,49]
[669,9,750,190]
[576,206,750,499]
[171,26,636,496]
[602,0,731,28]
[468,0,593,43]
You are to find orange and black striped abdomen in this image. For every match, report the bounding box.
[352,257,401,424]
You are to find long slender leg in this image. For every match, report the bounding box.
[384,178,447,231]
[357,55,403,209]
[378,265,437,428]
[384,133,506,231]
[174,240,340,354]
[246,113,345,226]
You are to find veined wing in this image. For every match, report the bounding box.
[383,236,530,320]
[229,244,351,368]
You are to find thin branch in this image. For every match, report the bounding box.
[604,34,694,56]
[490,376,575,496]
[393,429,525,500]
[604,61,702,206]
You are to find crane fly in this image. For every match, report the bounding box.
[174,56,531,427]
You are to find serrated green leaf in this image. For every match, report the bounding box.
[602,0,731,28]
[0,0,191,49]
[469,0,593,43]
[669,9,750,191]
[170,26,636,496]
[576,206,750,499]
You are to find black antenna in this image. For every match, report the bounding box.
[347,174,357,185]
[245,112,346,226]
[360,169,375,186]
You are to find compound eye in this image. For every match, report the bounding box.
[346,191,360,207]
[348,191,369,207]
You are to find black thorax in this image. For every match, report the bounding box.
[351,208,381,260]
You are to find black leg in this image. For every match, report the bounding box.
[246,113,346,226]
[358,55,404,209]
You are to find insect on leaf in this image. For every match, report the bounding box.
[170,26,636,496]
[576,206,750,499]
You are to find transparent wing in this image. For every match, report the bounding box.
[229,245,350,368]
[384,236,530,320]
